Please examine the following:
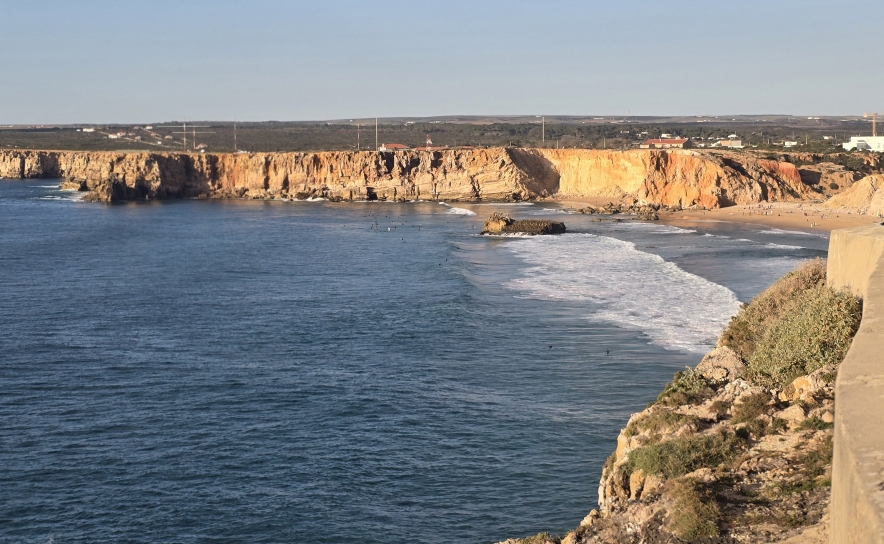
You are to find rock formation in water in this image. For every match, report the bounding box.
[0,148,816,207]
[480,213,566,235]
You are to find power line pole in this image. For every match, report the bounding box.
[357,123,360,151]
[542,116,545,145]
[234,120,237,153]
[375,118,378,150]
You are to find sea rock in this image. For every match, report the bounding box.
[480,213,566,235]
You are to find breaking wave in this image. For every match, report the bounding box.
[503,233,741,354]
[439,202,477,216]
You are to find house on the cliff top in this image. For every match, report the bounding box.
[378,143,410,151]
[640,138,691,149]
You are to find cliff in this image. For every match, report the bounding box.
[0,148,815,207]
[501,260,863,544]
[822,174,884,215]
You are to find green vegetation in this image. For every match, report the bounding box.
[720,259,827,360]
[746,287,862,388]
[719,257,861,389]
[656,368,714,407]
[1,116,879,154]
[800,416,834,431]
[666,478,721,540]
[625,431,742,480]
[625,410,699,437]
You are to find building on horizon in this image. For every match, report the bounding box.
[378,143,410,151]
[640,138,691,149]
[842,136,884,152]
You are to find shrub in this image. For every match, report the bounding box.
[625,410,699,437]
[829,182,839,190]
[625,431,742,480]
[719,259,826,360]
[800,416,834,431]
[732,392,775,437]
[746,287,862,388]
[657,368,714,406]
[732,392,771,423]
[666,478,721,540]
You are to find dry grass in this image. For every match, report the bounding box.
[656,368,714,407]
[625,410,699,437]
[719,259,827,360]
[746,287,862,388]
[625,431,742,480]
[665,478,722,540]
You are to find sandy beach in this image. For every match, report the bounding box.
[555,197,883,234]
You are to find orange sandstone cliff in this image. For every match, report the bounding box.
[0,148,815,207]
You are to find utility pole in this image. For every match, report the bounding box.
[234,120,237,153]
[357,123,360,151]
[542,116,545,145]
[170,120,211,152]
[375,118,378,150]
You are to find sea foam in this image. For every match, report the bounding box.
[439,202,477,216]
[503,233,741,354]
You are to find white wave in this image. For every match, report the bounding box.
[503,234,741,354]
[615,222,699,235]
[759,228,828,239]
[765,242,805,250]
[439,202,477,216]
[471,202,535,206]
[305,197,327,202]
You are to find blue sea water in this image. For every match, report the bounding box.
[0,182,827,543]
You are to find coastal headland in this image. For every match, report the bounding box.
[0,148,815,208]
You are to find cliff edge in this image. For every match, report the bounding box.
[502,260,862,544]
[0,148,814,207]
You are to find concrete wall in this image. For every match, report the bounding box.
[827,224,884,544]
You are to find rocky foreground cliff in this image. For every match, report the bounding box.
[0,148,815,207]
[501,260,863,544]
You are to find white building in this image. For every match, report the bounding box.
[842,136,884,152]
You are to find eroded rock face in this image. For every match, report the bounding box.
[1,148,817,208]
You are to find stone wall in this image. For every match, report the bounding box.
[827,224,884,544]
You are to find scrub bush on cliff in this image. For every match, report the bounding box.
[719,259,826,361]
[746,286,861,389]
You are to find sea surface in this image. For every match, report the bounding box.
[0,182,828,544]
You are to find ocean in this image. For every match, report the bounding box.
[0,181,827,543]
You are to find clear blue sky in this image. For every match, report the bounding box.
[1,0,880,123]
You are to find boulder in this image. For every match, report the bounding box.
[696,346,745,382]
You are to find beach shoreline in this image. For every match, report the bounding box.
[553,197,882,234]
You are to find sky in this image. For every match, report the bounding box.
[1,0,881,123]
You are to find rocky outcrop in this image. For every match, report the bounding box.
[530,149,815,208]
[0,148,816,207]
[501,260,862,544]
[480,213,566,235]
[822,174,884,215]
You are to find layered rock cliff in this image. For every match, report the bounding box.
[0,148,815,207]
